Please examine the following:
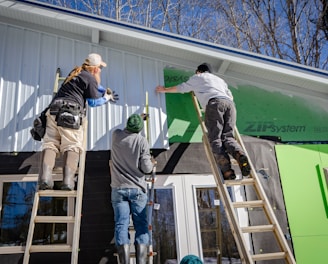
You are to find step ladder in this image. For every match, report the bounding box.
[191,92,296,264]
[23,69,87,264]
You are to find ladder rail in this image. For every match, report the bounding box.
[53,68,61,96]
[53,68,66,96]
[23,69,87,264]
[191,93,253,263]
[23,190,40,263]
[234,128,296,263]
[190,92,296,264]
[147,166,156,264]
[202,135,253,264]
[145,91,155,264]
[71,119,88,264]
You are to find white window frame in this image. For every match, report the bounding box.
[0,174,64,254]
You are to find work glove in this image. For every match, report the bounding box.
[140,113,149,121]
[104,88,119,103]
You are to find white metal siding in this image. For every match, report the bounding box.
[1,0,327,153]
[0,23,168,152]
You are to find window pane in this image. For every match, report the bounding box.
[0,182,68,247]
[152,188,177,263]
[0,182,36,246]
[196,187,240,263]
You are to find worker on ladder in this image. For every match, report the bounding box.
[156,62,251,180]
[110,113,156,264]
[38,53,119,191]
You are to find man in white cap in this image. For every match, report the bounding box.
[38,53,118,191]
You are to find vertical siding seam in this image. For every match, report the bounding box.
[1,26,168,152]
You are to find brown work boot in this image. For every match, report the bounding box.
[61,151,79,191]
[38,149,56,190]
[213,153,232,173]
[223,169,236,180]
[235,152,251,176]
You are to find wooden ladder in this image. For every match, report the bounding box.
[23,69,87,264]
[191,92,296,264]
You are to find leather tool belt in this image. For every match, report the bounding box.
[50,100,85,130]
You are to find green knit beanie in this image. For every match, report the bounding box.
[180,255,203,264]
[126,114,144,133]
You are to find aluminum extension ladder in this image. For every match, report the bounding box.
[23,69,87,264]
[191,92,296,264]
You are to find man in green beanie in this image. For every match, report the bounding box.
[110,113,155,264]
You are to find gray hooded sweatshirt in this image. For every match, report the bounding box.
[110,128,153,193]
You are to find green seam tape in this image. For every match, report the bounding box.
[316,164,328,218]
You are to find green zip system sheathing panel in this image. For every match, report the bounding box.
[275,144,328,264]
[164,68,328,143]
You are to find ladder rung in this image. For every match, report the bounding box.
[252,252,286,261]
[232,200,264,208]
[114,252,157,258]
[35,216,75,223]
[241,225,275,233]
[38,190,77,197]
[23,70,87,264]
[52,167,63,174]
[30,244,72,253]
[129,252,157,257]
[190,92,296,264]
[225,178,255,186]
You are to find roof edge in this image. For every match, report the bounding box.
[9,0,328,80]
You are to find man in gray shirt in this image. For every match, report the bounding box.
[156,63,250,180]
[110,113,155,264]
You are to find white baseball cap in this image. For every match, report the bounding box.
[84,53,107,67]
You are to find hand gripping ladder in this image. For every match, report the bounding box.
[191,92,296,264]
[23,69,87,264]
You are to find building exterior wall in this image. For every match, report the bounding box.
[276,145,328,264]
[1,2,327,263]
[0,23,168,153]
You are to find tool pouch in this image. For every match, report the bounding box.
[30,107,48,141]
[56,109,81,129]
[50,100,83,130]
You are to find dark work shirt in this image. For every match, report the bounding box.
[53,69,99,108]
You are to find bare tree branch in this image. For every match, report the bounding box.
[38,0,328,70]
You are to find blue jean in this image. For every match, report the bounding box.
[111,188,149,246]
